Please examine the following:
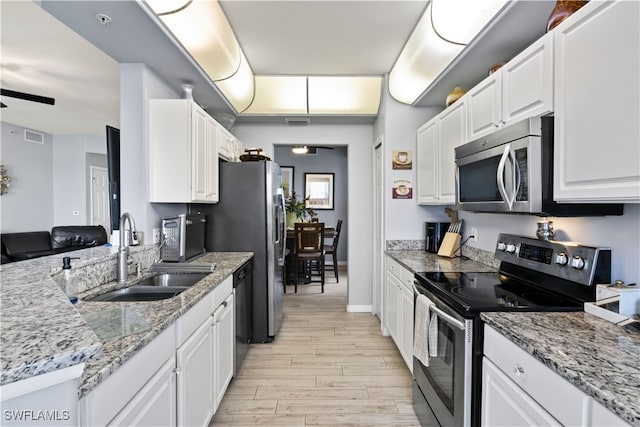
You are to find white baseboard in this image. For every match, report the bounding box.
[346,305,373,313]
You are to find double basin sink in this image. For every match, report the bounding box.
[84,272,209,302]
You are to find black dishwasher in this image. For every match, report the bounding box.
[233,260,253,376]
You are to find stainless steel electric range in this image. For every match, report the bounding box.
[412,233,612,427]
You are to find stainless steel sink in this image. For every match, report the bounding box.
[83,273,208,302]
[133,273,208,288]
[84,286,187,302]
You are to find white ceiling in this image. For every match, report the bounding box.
[0,1,120,136]
[1,1,553,135]
[219,1,428,75]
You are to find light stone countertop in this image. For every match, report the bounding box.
[74,251,252,397]
[385,249,498,274]
[482,312,640,426]
[0,247,252,400]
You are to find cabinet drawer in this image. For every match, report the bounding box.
[385,256,402,280]
[212,276,233,308]
[484,325,589,426]
[176,288,214,347]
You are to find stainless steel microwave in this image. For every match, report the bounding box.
[454,117,623,216]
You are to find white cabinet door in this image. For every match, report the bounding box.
[553,0,640,202]
[416,119,438,204]
[149,99,220,204]
[467,72,502,141]
[217,126,235,161]
[502,32,553,124]
[191,105,209,202]
[109,357,177,427]
[399,283,414,372]
[467,33,553,142]
[437,99,466,204]
[205,118,219,202]
[213,294,234,411]
[482,358,561,427]
[383,269,399,343]
[176,318,214,427]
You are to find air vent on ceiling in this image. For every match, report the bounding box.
[285,117,311,126]
[24,129,44,144]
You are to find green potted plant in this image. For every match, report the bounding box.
[285,190,316,228]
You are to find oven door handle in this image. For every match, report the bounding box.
[413,283,466,331]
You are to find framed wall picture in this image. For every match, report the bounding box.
[392,150,413,170]
[304,173,334,210]
[281,166,294,197]
[392,178,413,199]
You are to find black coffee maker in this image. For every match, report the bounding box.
[425,222,450,253]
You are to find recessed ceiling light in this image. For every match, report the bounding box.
[292,146,308,154]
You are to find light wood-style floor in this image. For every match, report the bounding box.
[211,267,422,426]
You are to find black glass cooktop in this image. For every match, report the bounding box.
[414,271,583,316]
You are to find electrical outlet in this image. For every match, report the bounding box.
[470,228,478,242]
[152,228,161,244]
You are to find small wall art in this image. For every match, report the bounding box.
[392,179,413,199]
[392,150,412,170]
[280,166,294,197]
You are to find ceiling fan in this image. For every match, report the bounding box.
[0,88,56,108]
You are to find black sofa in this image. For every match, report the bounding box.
[1,225,108,264]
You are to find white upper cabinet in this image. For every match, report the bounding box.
[217,125,236,162]
[467,32,553,141]
[416,98,466,205]
[416,119,438,204]
[553,0,640,202]
[149,99,219,203]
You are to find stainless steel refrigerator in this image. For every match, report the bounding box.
[200,161,285,343]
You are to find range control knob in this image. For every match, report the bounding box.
[505,243,517,254]
[570,256,585,270]
[555,253,569,266]
[497,242,507,251]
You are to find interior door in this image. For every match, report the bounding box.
[373,139,383,318]
[90,165,110,232]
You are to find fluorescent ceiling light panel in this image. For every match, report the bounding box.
[431,0,509,44]
[389,0,509,105]
[215,51,255,112]
[243,76,307,114]
[308,76,381,115]
[146,0,241,81]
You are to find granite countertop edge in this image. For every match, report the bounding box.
[385,249,498,274]
[76,252,253,398]
[481,312,640,426]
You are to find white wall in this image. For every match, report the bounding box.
[119,63,186,240]
[375,80,450,241]
[52,134,106,226]
[233,123,373,307]
[0,122,53,232]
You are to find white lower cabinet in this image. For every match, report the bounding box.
[177,319,214,427]
[110,357,177,427]
[483,325,629,427]
[80,276,236,427]
[383,256,414,372]
[213,294,234,411]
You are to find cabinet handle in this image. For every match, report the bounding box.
[222,301,228,308]
[513,365,525,376]
[173,367,181,375]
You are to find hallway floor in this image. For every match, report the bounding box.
[211,267,421,426]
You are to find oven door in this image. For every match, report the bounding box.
[413,283,473,427]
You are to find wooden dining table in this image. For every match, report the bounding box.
[284,226,334,286]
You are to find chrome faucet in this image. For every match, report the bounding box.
[117,212,137,282]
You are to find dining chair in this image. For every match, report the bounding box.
[293,222,325,293]
[324,219,342,281]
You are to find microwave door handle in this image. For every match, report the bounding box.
[496,145,513,210]
[507,145,518,209]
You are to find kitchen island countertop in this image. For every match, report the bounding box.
[74,251,252,397]
[482,312,640,426]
